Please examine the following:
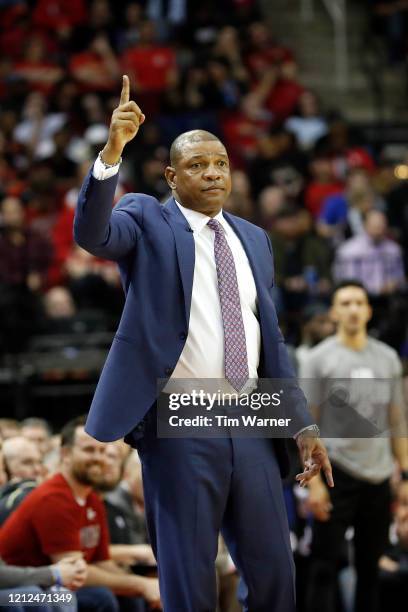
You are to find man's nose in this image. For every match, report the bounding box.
[203,165,221,180]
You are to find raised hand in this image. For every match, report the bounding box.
[101,75,145,165]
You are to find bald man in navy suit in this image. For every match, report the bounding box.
[74,76,333,612]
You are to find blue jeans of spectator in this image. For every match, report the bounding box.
[76,586,119,612]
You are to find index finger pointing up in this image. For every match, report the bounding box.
[120,75,130,105]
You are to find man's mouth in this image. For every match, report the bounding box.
[202,186,224,192]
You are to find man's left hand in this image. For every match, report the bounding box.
[295,434,334,488]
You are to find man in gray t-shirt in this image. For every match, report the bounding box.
[300,280,408,612]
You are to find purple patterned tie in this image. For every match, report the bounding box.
[207,218,249,392]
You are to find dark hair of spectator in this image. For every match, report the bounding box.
[331,279,370,302]
[60,415,88,448]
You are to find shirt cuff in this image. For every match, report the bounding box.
[92,155,121,181]
[293,424,318,440]
[51,565,63,587]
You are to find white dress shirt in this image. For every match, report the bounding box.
[165,202,261,395]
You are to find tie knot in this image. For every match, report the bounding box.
[207,218,222,233]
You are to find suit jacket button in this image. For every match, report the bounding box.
[165,367,173,376]
[179,332,187,340]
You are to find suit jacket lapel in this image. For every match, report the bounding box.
[162,197,195,324]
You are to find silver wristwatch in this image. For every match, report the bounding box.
[98,150,122,169]
[295,424,320,439]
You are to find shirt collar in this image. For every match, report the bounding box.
[175,200,229,235]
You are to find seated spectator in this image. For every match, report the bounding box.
[2,437,43,484]
[121,20,177,95]
[285,90,328,151]
[0,437,44,524]
[0,556,87,612]
[0,195,52,352]
[251,62,305,124]
[245,21,294,79]
[41,284,109,335]
[63,246,122,321]
[117,3,144,53]
[49,161,126,285]
[13,92,66,161]
[211,26,249,87]
[315,119,376,181]
[220,93,273,169]
[317,168,385,245]
[39,126,78,194]
[304,153,343,219]
[249,125,307,198]
[268,206,332,314]
[21,418,53,460]
[120,451,149,545]
[270,162,306,208]
[379,481,408,610]
[333,210,406,296]
[99,443,156,568]
[145,0,189,39]
[205,56,247,112]
[0,196,52,292]
[69,34,120,93]
[32,0,87,32]
[13,35,64,96]
[0,415,161,612]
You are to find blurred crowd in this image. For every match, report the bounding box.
[1,1,408,610]
[0,0,407,366]
[0,415,239,611]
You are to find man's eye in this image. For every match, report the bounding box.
[218,160,227,167]
[191,163,201,169]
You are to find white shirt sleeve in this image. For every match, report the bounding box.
[92,155,121,181]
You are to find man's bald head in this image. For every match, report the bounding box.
[169,130,222,167]
[3,436,43,481]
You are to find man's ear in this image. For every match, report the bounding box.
[165,166,176,190]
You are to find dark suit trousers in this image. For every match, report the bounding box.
[127,405,296,612]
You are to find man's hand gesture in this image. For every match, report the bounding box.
[295,433,334,488]
[101,75,145,165]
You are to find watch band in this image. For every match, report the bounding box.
[98,150,122,169]
[295,424,320,440]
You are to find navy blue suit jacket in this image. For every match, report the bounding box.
[74,170,313,475]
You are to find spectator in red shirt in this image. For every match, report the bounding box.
[245,21,294,78]
[32,0,87,32]
[0,415,161,611]
[69,34,120,94]
[251,63,305,124]
[305,153,343,219]
[121,20,177,95]
[13,35,64,96]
